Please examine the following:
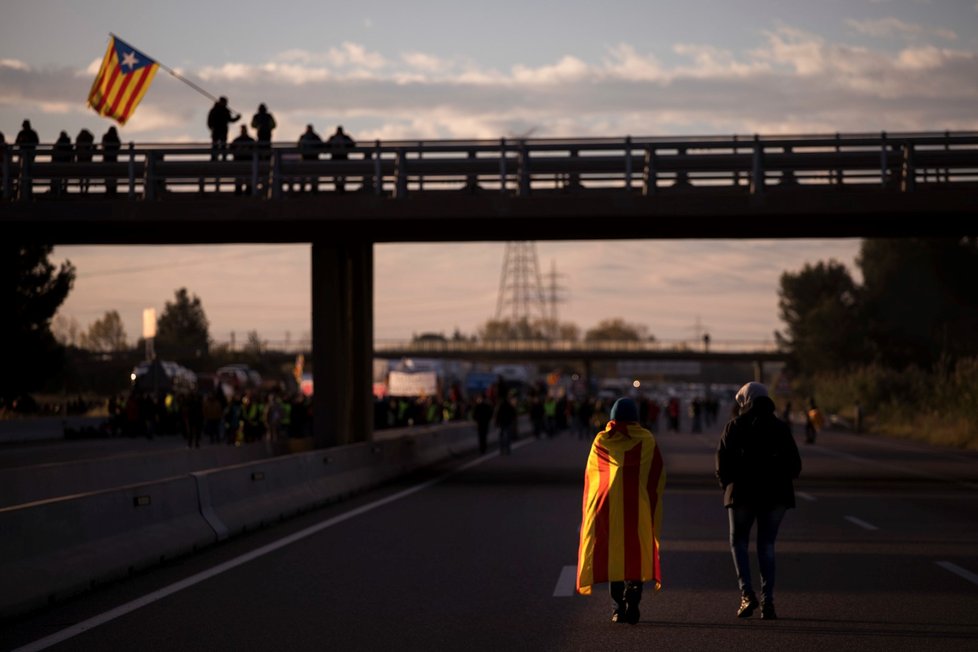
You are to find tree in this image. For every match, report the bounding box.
[584,318,649,342]
[0,245,76,399]
[51,313,81,347]
[80,310,128,352]
[478,317,548,341]
[859,238,978,368]
[776,260,868,374]
[155,288,210,365]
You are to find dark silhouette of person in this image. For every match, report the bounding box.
[716,382,801,621]
[250,103,276,157]
[51,130,72,195]
[326,125,355,192]
[207,96,240,161]
[471,393,494,454]
[75,128,95,194]
[14,119,39,198]
[297,124,323,192]
[229,125,255,196]
[101,126,121,195]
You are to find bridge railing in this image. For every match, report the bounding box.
[2,131,977,201]
[373,338,780,355]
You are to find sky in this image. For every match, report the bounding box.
[3,1,977,348]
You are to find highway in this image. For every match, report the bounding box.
[4,426,978,651]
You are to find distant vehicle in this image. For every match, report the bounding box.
[216,364,262,392]
[130,359,197,394]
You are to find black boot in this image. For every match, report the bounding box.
[610,582,628,624]
[623,582,643,625]
[737,591,759,618]
[761,600,777,620]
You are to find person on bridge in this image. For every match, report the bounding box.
[74,128,95,194]
[101,126,121,195]
[207,96,240,161]
[326,125,355,192]
[251,104,277,154]
[298,124,323,193]
[230,126,256,195]
[577,397,666,625]
[715,382,801,621]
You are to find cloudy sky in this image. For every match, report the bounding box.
[3,1,976,347]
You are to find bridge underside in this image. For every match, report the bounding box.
[5,184,976,244]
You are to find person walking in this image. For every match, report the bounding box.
[716,382,802,620]
[471,393,494,454]
[577,397,666,625]
[493,391,517,455]
[805,396,824,444]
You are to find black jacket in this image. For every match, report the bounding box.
[716,396,801,509]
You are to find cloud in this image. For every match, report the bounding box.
[4,25,977,146]
[845,17,957,41]
[0,58,30,71]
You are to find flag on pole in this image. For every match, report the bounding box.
[87,36,159,125]
[577,421,665,595]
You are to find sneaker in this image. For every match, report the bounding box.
[737,592,759,618]
[761,602,777,620]
[611,608,627,624]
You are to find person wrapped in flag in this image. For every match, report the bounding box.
[87,36,159,125]
[577,397,665,624]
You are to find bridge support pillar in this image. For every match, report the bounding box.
[311,239,374,448]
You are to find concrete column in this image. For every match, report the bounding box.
[312,240,374,448]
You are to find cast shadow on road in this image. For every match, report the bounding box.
[643,618,978,642]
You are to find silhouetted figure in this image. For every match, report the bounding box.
[75,128,95,194]
[230,126,255,195]
[207,96,240,161]
[101,126,121,195]
[52,130,72,195]
[15,119,39,199]
[326,125,355,192]
[472,394,494,454]
[805,396,824,445]
[298,124,323,192]
[251,103,276,157]
[716,382,801,621]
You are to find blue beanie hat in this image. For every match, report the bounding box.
[610,397,639,423]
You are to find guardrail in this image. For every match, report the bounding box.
[373,338,779,355]
[3,131,976,201]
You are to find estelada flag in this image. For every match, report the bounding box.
[87,36,159,125]
[577,421,665,594]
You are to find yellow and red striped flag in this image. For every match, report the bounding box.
[577,421,665,594]
[87,36,159,125]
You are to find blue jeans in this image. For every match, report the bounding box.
[728,505,787,603]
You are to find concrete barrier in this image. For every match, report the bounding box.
[0,475,215,617]
[0,444,272,508]
[0,419,501,618]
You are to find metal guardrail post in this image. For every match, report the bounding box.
[782,145,796,185]
[272,151,282,199]
[251,150,259,197]
[518,141,530,196]
[750,136,764,195]
[642,147,656,196]
[499,138,507,193]
[834,132,843,185]
[144,149,156,201]
[879,131,888,188]
[901,142,915,192]
[395,148,407,198]
[1,145,9,200]
[732,135,740,186]
[127,143,136,199]
[19,148,33,201]
[624,136,632,189]
[676,146,689,186]
[417,141,423,192]
[374,140,382,196]
[466,149,478,192]
[944,130,951,183]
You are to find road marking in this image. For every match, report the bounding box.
[844,515,879,531]
[553,565,578,597]
[936,561,978,587]
[796,491,817,502]
[12,439,536,652]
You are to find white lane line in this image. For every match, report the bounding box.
[553,565,578,597]
[936,561,978,587]
[796,491,817,502]
[13,439,536,652]
[844,515,879,531]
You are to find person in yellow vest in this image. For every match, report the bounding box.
[577,397,666,624]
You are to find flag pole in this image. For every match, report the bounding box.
[109,33,232,110]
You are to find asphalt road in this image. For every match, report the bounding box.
[4,426,978,651]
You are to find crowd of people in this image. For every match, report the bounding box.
[2,104,357,198]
